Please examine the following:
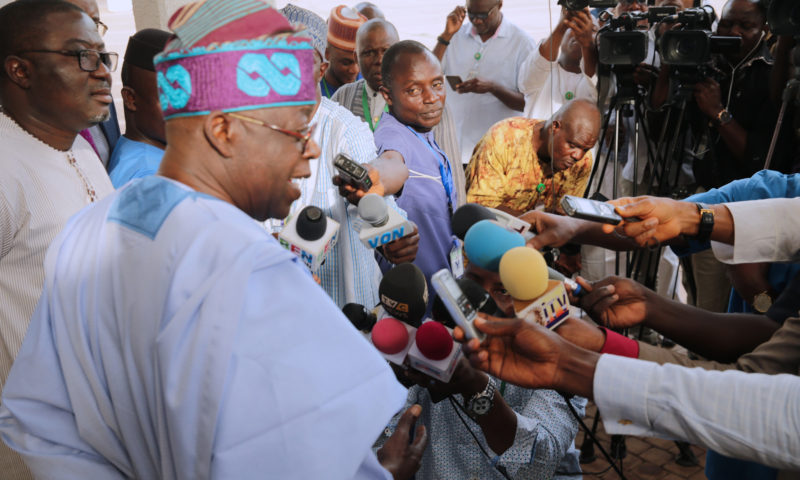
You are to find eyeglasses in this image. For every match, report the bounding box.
[95,19,109,36]
[16,49,118,72]
[227,112,314,152]
[467,4,497,21]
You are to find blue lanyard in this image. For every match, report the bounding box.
[405,125,456,212]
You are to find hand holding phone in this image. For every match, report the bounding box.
[446,75,463,90]
[561,195,623,225]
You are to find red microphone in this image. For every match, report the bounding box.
[407,320,462,382]
[370,317,415,366]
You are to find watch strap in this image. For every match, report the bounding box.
[465,376,496,418]
[694,202,714,243]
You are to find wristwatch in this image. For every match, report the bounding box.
[715,108,733,127]
[694,202,714,243]
[753,291,773,313]
[465,376,496,418]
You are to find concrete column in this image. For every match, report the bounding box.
[132,0,189,30]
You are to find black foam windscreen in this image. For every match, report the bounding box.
[378,263,428,328]
[431,277,501,329]
[295,206,327,241]
[342,303,377,332]
[451,203,496,240]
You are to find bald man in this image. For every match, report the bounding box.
[466,99,601,217]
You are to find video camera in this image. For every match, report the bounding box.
[596,8,676,66]
[558,0,618,11]
[658,6,740,67]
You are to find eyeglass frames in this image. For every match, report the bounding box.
[95,19,108,36]
[467,4,498,21]
[227,112,315,152]
[15,49,118,72]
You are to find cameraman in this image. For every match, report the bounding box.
[653,0,792,189]
[518,7,599,120]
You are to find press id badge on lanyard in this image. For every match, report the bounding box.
[449,237,464,278]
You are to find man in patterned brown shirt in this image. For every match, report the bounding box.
[466,99,601,216]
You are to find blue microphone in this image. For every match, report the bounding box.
[463,220,525,272]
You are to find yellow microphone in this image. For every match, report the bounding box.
[499,247,571,330]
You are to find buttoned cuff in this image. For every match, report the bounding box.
[594,354,661,438]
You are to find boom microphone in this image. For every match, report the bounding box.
[278,205,339,272]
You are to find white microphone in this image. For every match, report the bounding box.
[278,205,339,273]
[357,193,416,249]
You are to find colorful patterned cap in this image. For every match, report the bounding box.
[327,5,366,52]
[154,0,316,119]
[280,4,326,58]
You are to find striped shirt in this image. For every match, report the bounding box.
[265,97,387,308]
[0,111,113,479]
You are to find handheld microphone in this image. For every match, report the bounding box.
[342,303,377,333]
[407,320,461,383]
[499,247,571,330]
[379,263,428,328]
[357,193,416,249]
[545,266,583,296]
[432,277,500,329]
[278,205,339,272]
[463,220,525,272]
[370,316,416,366]
[451,203,533,240]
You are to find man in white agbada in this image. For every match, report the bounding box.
[0,1,426,478]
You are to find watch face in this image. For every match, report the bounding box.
[753,293,772,313]
[470,397,492,416]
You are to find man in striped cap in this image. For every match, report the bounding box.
[321,4,367,97]
[0,1,425,478]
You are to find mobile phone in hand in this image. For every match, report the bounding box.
[561,195,623,225]
[446,75,463,90]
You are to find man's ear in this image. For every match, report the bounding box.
[552,120,561,133]
[319,61,329,80]
[203,111,235,158]
[380,86,392,106]
[120,86,137,111]
[4,56,32,89]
